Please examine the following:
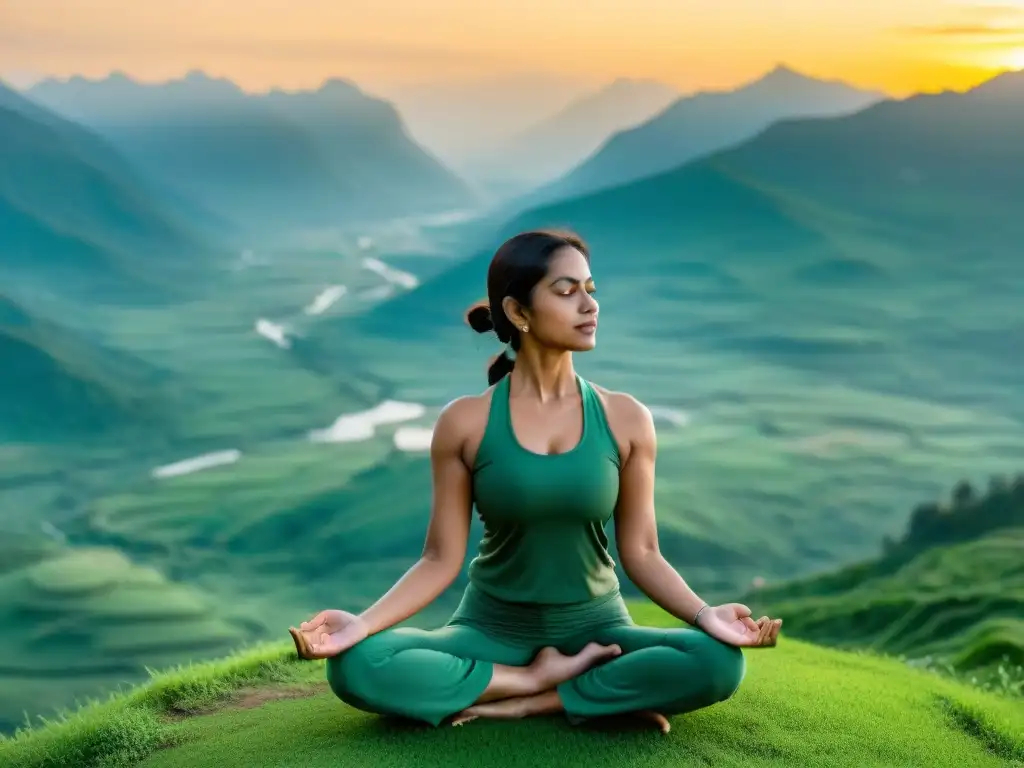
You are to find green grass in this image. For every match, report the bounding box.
[1,603,1021,768]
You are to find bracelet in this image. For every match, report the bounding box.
[692,603,710,627]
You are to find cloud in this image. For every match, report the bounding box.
[896,2,1024,37]
[901,23,1024,36]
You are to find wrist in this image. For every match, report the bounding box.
[691,602,710,627]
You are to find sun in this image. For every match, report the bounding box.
[1007,46,1024,70]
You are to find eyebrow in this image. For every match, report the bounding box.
[549,275,595,286]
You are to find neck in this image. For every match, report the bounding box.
[508,344,577,403]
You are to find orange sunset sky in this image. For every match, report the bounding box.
[2,0,1023,96]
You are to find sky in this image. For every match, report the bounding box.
[2,0,1023,97]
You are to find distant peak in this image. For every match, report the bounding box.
[759,63,811,83]
[970,67,1024,97]
[318,77,365,97]
[171,70,243,95]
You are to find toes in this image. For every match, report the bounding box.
[451,713,479,727]
[636,710,671,734]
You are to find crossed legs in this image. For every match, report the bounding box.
[324,621,744,729]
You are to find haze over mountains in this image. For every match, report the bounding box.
[449,77,680,195]
[28,71,477,237]
[525,64,885,205]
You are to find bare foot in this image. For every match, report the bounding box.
[529,643,621,689]
[634,710,671,734]
[452,690,561,726]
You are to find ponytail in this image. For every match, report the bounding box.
[465,301,517,384]
[486,350,515,385]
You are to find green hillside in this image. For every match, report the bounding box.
[741,475,1024,691]
[0,293,169,443]
[0,80,229,242]
[27,72,476,235]
[1,602,1020,768]
[0,93,208,300]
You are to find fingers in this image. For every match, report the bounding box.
[288,627,313,660]
[753,617,782,647]
[742,616,760,632]
[730,603,753,618]
[300,611,328,631]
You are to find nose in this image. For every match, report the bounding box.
[581,292,599,314]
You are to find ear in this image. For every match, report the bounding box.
[501,296,529,331]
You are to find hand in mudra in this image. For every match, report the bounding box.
[698,603,781,648]
[289,609,368,660]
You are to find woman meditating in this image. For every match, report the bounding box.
[290,229,782,732]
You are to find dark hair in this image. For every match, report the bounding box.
[465,229,590,385]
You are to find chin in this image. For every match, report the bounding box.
[568,337,597,352]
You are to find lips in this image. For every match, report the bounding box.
[576,320,598,332]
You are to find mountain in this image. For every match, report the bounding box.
[0,294,165,443]
[527,64,884,204]
[471,78,679,193]
[0,83,209,299]
[741,473,1024,681]
[27,72,477,235]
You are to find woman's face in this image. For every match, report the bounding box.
[508,245,599,352]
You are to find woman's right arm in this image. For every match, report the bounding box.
[356,398,475,636]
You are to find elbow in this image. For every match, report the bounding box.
[421,548,463,584]
[619,542,660,581]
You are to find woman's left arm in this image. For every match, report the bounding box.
[611,394,781,647]
[611,395,708,624]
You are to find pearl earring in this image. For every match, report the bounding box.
[521,325,529,333]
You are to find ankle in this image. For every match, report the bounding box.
[526,658,554,693]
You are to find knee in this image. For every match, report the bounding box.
[694,634,746,703]
[324,633,392,712]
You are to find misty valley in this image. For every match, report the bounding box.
[1,64,1023,738]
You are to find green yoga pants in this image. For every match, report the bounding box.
[325,584,746,726]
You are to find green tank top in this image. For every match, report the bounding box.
[468,373,622,604]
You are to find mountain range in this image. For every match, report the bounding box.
[27,71,477,236]
[523,64,885,205]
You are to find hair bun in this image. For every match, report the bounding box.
[465,302,494,334]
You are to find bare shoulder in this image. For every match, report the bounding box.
[589,384,656,454]
[431,387,496,457]
[591,384,653,421]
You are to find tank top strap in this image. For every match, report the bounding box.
[473,374,511,474]
[578,377,622,469]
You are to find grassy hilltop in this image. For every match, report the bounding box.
[1,603,1022,768]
